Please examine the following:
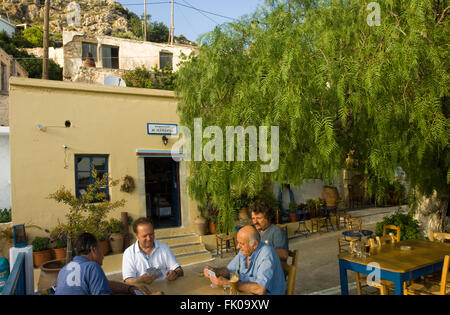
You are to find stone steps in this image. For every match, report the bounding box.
[157,233,213,267]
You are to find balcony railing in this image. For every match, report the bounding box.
[2,252,26,295]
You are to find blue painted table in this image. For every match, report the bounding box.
[338,239,450,295]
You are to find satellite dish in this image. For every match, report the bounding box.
[104,75,126,87]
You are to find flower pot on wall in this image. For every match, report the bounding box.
[109,233,124,254]
[288,213,297,222]
[33,249,52,268]
[209,221,217,234]
[322,186,339,207]
[52,248,67,260]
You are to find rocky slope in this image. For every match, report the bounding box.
[0,0,130,36]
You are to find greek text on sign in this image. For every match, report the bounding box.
[147,123,178,135]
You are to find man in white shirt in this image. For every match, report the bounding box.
[122,217,184,285]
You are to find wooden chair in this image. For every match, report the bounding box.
[404,255,450,295]
[346,217,362,231]
[429,231,450,242]
[382,225,401,243]
[333,199,350,230]
[337,218,363,253]
[281,249,298,295]
[354,238,395,295]
[215,233,237,258]
[277,224,289,237]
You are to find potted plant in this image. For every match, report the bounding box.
[288,202,298,222]
[108,218,124,254]
[49,169,126,261]
[207,203,219,235]
[95,221,110,256]
[48,224,67,260]
[32,236,52,268]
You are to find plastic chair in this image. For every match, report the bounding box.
[281,250,298,295]
[404,255,450,295]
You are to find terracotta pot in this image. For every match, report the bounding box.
[322,186,339,207]
[109,233,124,254]
[52,247,67,260]
[98,240,110,256]
[33,249,52,268]
[194,216,208,236]
[289,213,297,222]
[209,221,216,234]
[38,259,65,291]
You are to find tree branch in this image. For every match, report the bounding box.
[437,6,450,25]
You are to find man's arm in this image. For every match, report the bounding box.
[238,281,266,295]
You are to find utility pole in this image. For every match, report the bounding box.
[143,0,147,41]
[169,0,174,44]
[42,0,50,79]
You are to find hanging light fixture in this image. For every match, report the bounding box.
[162,135,168,146]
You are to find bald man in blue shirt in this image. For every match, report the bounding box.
[204,225,286,295]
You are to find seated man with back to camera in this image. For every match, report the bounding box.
[55,233,161,295]
[203,225,286,295]
[122,217,184,286]
[250,201,289,261]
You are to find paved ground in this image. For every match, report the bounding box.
[108,205,406,295]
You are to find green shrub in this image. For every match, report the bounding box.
[375,208,421,240]
[32,237,50,252]
[0,208,11,223]
[108,218,122,234]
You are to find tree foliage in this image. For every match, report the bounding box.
[0,31,62,80]
[122,65,177,90]
[175,0,449,232]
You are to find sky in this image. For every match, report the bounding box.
[117,0,266,43]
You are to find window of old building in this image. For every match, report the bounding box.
[101,45,119,69]
[82,42,98,62]
[159,51,173,70]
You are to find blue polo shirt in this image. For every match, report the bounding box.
[227,243,287,295]
[55,256,112,295]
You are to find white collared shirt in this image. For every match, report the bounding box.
[122,240,180,281]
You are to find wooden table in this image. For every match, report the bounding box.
[338,239,450,295]
[145,274,241,295]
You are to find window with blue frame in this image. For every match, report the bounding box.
[75,155,109,200]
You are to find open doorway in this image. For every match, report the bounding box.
[144,157,181,229]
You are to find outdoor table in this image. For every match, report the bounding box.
[338,239,450,295]
[145,273,250,295]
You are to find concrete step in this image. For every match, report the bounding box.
[157,234,200,247]
[170,243,207,256]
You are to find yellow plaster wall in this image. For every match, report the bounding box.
[9,77,194,239]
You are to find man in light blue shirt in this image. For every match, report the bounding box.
[204,225,286,295]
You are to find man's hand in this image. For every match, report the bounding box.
[151,291,165,295]
[138,273,157,285]
[166,269,177,281]
[203,266,214,278]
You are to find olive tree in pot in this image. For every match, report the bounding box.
[48,169,126,262]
